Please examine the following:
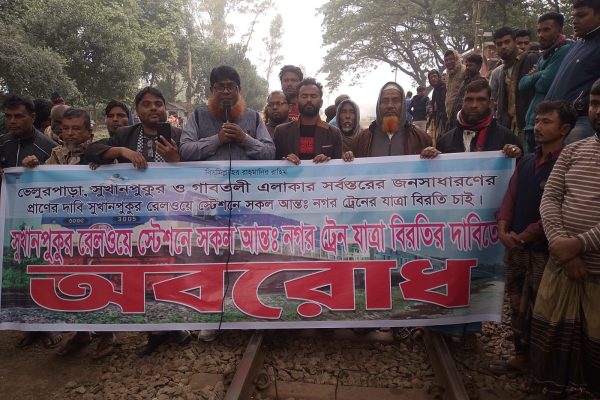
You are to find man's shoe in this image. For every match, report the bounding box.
[197,329,218,342]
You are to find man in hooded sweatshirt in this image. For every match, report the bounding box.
[351,81,431,158]
[335,99,361,152]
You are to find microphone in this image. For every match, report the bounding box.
[223,100,232,123]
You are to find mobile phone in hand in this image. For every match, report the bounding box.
[156,122,172,143]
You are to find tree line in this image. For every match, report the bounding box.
[0,0,282,112]
[318,0,571,88]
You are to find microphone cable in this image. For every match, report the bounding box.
[214,102,233,339]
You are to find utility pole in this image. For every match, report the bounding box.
[473,0,482,52]
[186,45,193,114]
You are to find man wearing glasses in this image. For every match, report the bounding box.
[179,65,275,161]
[265,90,290,137]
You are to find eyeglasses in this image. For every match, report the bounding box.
[267,101,287,108]
[213,84,239,93]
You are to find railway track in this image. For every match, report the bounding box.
[222,329,469,400]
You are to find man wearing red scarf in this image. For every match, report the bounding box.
[422,79,521,157]
[420,78,521,349]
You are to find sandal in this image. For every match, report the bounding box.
[42,332,64,349]
[56,333,92,356]
[93,333,116,360]
[16,332,41,348]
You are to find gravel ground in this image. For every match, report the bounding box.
[2,300,598,400]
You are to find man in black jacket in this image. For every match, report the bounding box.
[85,87,181,169]
[420,78,521,349]
[0,94,57,169]
[422,79,521,157]
[84,86,189,355]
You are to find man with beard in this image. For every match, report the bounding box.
[335,98,361,151]
[427,70,447,140]
[104,100,131,137]
[421,79,521,349]
[494,27,539,145]
[530,78,600,399]
[519,12,572,152]
[85,87,181,169]
[447,54,483,131]
[444,49,466,123]
[544,0,600,144]
[265,90,289,137]
[180,65,274,161]
[0,95,57,169]
[422,79,521,156]
[274,77,342,164]
[351,81,431,158]
[279,65,303,122]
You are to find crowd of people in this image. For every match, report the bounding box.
[0,0,600,398]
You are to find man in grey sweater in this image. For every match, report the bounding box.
[179,65,275,161]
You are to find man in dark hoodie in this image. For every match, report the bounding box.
[351,82,431,158]
[335,99,361,152]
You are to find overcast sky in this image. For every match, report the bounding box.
[233,0,412,119]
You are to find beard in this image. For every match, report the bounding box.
[64,138,91,152]
[463,111,486,125]
[341,125,354,134]
[381,115,399,133]
[298,103,320,117]
[269,115,288,125]
[208,95,246,121]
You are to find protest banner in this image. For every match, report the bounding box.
[0,153,513,331]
